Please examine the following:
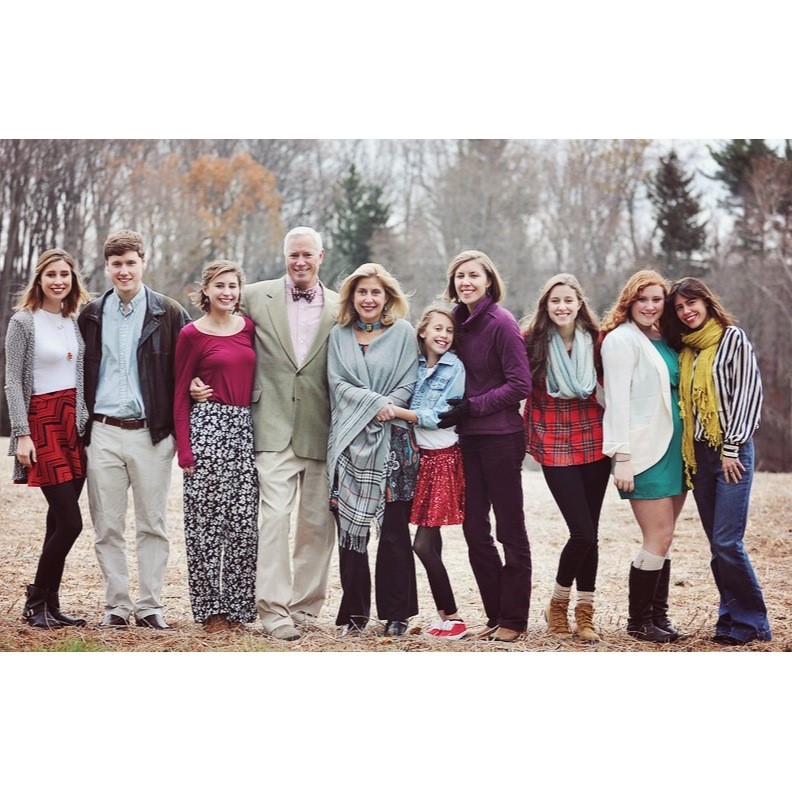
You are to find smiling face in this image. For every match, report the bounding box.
[285,233,323,290]
[353,276,387,325]
[546,284,581,333]
[673,294,709,331]
[630,284,665,331]
[106,250,146,302]
[203,271,241,316]
[453,260,491,308]
[420,311,454,364]
[39,259,73,312]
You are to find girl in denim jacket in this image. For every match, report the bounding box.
[389,305,469,639]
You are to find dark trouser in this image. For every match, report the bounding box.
[34,478,85,591]
[460,431,532,632]
[335,501,418,626]
[413,526,457,615]
[542,457,611,591]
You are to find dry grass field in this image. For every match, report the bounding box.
[1,443,789,654]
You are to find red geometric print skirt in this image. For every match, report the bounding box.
[409,443,465,527]
[22,388,85,488]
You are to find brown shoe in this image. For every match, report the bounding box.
[544,598,572,637]
[472,624,499,639]
[574,603,600,643]
[488,627,522,643]
[204,614,230,634]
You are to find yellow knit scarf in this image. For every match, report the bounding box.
[678,318,724,487]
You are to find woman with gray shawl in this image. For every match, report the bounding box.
[327,263,420,637]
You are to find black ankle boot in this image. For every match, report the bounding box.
[48,591,87,627]
[22,584,63,629]
[627,566,672,643]
[652,559,686,641]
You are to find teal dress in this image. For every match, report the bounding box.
[620,338,686,500]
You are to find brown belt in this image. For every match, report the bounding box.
[93,414,148,430]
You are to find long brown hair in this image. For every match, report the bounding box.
[189,260,246,314]
[521,273,600,383]
[415,303,458,358]
[443,249,506,304]
[664,276,736,350]
[14,248,90,317]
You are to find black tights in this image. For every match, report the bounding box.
[413,526,457,616]
[34,478,85,592]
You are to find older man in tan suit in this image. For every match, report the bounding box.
[193,227,338,640]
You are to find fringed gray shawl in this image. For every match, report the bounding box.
[326,319,418,552]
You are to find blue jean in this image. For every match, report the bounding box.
[692,440,772,642]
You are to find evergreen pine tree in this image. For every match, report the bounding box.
[646,150,707,279]
[325,164,390,288]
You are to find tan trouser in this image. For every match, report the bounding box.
[254,444,335,633]
[87,422,175,619]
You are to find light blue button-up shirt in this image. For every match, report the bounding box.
[94,285,147,418]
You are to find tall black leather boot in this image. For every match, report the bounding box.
[22,584,63,629]
[652,559,686,641]
[48,590,87,627]
[627,566,672,643]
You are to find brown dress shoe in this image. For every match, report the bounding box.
[488,627,522,642]
[135,613,172,630]
[99,613,130,628]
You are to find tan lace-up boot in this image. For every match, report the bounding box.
[544,597,571,637]
[574,602,600,642]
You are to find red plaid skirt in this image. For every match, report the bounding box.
[409,444,465,527]
[22,388,85,488]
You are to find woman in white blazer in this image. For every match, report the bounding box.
[601,270,688,643]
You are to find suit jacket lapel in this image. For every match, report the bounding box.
[266,278,298,368]
[299,287,337,370]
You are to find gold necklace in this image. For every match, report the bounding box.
[42,310,74,361]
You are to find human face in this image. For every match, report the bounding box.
[203,271,240,316]
[285,234,323,290]
[106,250,146,302]
[39,260,73,312]
[546,284,581,333]
[630,284,665,331]
[453,261,491,308]
[353,276,387,325]
[673,294,709,331]
[420,312,454,363]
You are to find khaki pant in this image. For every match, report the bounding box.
[87,422,175,619]
[255,444,335,633]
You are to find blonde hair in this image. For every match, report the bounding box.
[415,303,458,357]
[14,248,90,317]
[443,249,506,304]
[189,260,246,314]
[601,269,670,335]
[337,263,410,327]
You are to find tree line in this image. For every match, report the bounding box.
[1,139,790,470]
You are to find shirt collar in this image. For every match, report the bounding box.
[110,284,146,314]
[285,275,322,295]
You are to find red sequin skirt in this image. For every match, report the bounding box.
[409,444,465,527]
[23,388,85,488]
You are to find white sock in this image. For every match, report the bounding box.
[552,583,572,602]
[576,590,594,606]
[632,549,666,571]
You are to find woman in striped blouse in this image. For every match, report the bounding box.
[522,274,610,642]
[667,277,772,646]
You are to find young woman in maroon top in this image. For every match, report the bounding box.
[174,260,258,633]
[522,274,610,643]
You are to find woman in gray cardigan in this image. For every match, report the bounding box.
[327,263,420,637]
[4,248,90,628]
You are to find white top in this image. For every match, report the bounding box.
[601,319,674,476]
[32,309,78,394]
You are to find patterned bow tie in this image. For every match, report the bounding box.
[292,286,317,303]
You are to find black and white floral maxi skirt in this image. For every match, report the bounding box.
[183,402,259,623]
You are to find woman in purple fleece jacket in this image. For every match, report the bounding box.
[438,250,533,642]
